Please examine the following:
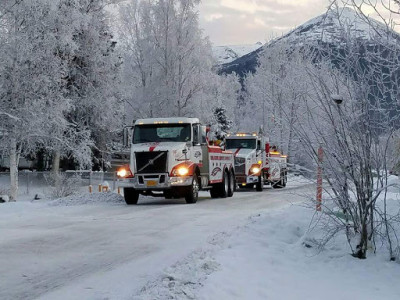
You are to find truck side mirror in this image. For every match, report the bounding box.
[192,124,201,146]
[123,126,133,148]
[201,126,207,144]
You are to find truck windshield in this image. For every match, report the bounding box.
[226,139,256,149]
[133,124,191,144]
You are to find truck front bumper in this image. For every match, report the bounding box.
[118,174,192,190]
[235,175,259,184]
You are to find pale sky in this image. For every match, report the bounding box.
[198,0,330,46]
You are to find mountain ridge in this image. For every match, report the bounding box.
[212,42,263,64]
[219,7,399,77]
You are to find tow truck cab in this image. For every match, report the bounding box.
[117,118,235,204]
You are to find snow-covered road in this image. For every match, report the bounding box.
[0,180,311,300]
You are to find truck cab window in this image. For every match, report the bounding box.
[226,139,257,149]
[133,124,191,144]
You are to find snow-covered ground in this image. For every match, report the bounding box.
[1,175,399,300]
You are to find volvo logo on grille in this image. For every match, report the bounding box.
[137,152,166,173]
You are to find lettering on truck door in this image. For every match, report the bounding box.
[269,159,281,181]
[209,153,230,183]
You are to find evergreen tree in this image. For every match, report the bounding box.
[213,107,232,141]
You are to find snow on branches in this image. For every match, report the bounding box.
[243,4,400,259]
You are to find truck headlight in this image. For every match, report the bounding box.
[249,164,261,176]
[171,163,193,177]
[177,166,189,176]
[117,165,134,178]
[117,169,127,177]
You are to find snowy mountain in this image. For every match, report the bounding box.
[212,42,263,64]
[220,7,398,77]
[272,7,390,46]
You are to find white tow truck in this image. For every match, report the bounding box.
[225,133,287,191]
[117,117,236,204]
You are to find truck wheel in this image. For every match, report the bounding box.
[220,170,229,198]
[256,174,263,192]
[164,190,173,199]
[228,170,235,197]
[185,175,199,204]
[124,188,139,205]
[210,186,219,198]
[272,175,284,189]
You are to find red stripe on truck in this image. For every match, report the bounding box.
[149,143,159,152]
[234,148,241,157]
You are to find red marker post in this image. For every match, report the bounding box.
[316,145,323,211]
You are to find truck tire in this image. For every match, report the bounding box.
[124,188,139,205]
[210,186,219,198]
[272,181,281,188]
[220,170,229,198]
[256,174,263,192]
[282,173,287,187]
[228,170,235,197]
[272,174,285,189]
[185,174,199,204]
[164,190,173,199]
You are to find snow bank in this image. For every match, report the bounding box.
[48,192,124,206]
[133,204,400,300]
[199,205,400,300]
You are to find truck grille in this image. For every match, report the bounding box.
[135,151,168,174]
[234,157,246,174]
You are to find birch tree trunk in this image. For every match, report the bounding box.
[52,149,60,174]
[52,149,61,187]
[9,137,19,201]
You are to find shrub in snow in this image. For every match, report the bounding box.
[45,173,82,199]
[0,186,10,203]
[33,193,45,201]
[0,195,9,203]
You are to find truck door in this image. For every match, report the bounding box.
[199,126,209,176]
[191,124,202,166]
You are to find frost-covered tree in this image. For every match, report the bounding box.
[203,72,240,128]
[244,5,400,259]
[53,0,123,171]
[244,44,310,162]
[118,0,219,120]
[0,0,92,200]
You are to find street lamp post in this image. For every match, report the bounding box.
[316,94,345,211]
[316,144,323,211]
